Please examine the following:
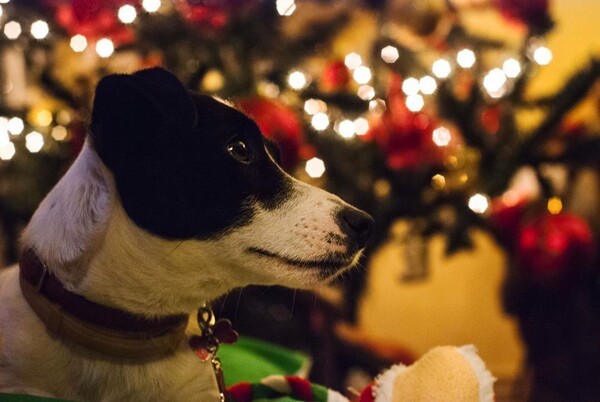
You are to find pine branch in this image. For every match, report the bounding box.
[521,58,600,159]
[486,58,600,196]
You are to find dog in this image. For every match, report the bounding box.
[0,68,373,401]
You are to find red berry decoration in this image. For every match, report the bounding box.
[320,60,351,93]
[517,212,594,286]
[236,97,304,172]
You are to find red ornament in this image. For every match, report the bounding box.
[236,97,303,172]
[489,196,529,246]
[50,0,136,45]
[480,105,501,134]
[493,0,550,27]
[320,60,351,93]
[173,0,258,31]
[517,213,594,285]
[365,75,444,170]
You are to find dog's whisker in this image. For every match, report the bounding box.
[233,288,244,321]
[218,290,232,317]
[289,289,297,321]
[260,286,273,297]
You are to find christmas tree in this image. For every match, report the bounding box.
[1,0,599,399]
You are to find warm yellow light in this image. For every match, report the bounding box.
[70,35,87,52]
[547,197,563,215]
[432,126,451,146]
[431,174,446,189]
[0,142,15,161]
[96,38,114,58]
[51,125,68,141]
[305,157,325,178]
[201,69,225,92]
[31,20,49,39]
[118,5,137,24]
[25,131,44,153]
[4,21,21,40]
[336,119,356,139]
[7,117,24,135]
[35,110,53,127]
[405,94,424,112]
[381,46,399,63]
[357,85,375,100]
[483,68,507,98]
[369,99,386,115]
[374,179,391,198]
[0,5,3,18]
[456,49,476,68]
[533,46,553,65]
[432,58,451,79]
[354,117,369,136]
[468,193,490,214]
[419,76,437,95]
[401,77,420,96]
[304,99,326,115]
[353,66,372,84]
[276,0,296,16]
[142,0,161,12]
[56,110,72,125]
[502,58,521,78]
[344,53,362,70]
[288,71,308,90]
[311,113,329,131]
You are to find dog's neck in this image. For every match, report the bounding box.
[21,141,231,318]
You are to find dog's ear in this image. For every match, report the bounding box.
[90,67,197,170]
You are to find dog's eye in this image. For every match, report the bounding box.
[227,140,252,163]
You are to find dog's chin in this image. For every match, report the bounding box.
[246,247,363,286]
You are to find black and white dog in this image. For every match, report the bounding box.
[0,68,373,400]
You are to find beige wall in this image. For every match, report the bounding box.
[358,224,523,378]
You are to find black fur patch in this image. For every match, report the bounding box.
[90,68,292,239]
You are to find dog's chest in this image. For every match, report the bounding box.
[0,267,219,401]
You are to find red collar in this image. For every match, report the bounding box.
[19,249,188,360]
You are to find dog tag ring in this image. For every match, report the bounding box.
[189,304,238,402]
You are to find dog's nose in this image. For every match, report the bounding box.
[337,207,374,249]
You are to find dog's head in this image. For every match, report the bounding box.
[27,68,373,314]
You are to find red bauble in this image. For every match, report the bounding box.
[517,213,594,285]
[489,196,529,246]
[173,0,258,31]
[236,97,303,172]
[494,0,549,27]
[52,0,136,44]
[320,60,351,93]
[365,75,444,170]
